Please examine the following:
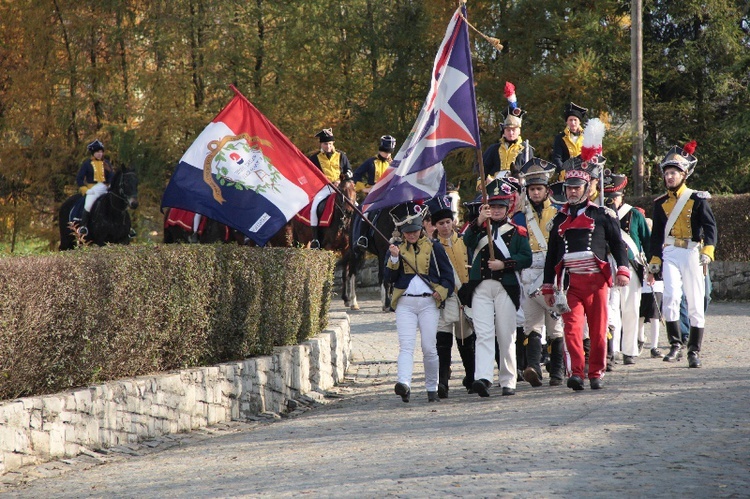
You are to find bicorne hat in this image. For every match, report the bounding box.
[390,201,425,233]
[564,102,588,121]
[87,139,104,153]
[315,128,335,143]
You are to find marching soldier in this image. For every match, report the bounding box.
[542,158,631,391]
[551,102,587,174]
[385,202,454,403]
[307,128,353,249]
[517,158,566,387]
[461,178,532,397]
[647,141,717,368]
[603,172,651,366]
[427,195,476,397]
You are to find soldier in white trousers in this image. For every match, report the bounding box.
[385,202,453,402]
[603,172,651,366]
[648,141,717,368]
[518,159,566,387]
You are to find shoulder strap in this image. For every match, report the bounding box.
[525,205,547,251]
[663,188,694,241]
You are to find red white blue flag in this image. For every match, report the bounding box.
[161,87,330,246]
[363,5,481,213]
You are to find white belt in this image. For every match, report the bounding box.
[664,236,700,250]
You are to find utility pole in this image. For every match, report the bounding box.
[631,0,644,196]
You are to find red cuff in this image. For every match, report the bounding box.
[616,266,631,278]
[541,283,555,295]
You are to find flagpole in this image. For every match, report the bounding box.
[474,149,496,260]
[327,181,437,290]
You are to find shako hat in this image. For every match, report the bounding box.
[659,140,697,177]
[426,194,454,223]
[390,201,425,233]
[603,170,628,198]
[315,128,335,143]
[520,158,555,186]
[486,178,515,206]
[379,135,396,152]
[501,81,526,129]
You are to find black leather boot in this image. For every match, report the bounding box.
[549,337,565,386]
[522,332,544,387]
[687,326,704,368]
[436,331,453,398]
[663,321,683,362]
[456,333,476,392]
[78,209,91,236]
[310,226,323,249]
[516,327,527,382]
[606,328,615,372]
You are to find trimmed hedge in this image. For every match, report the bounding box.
[626,193,750,262]
[0,245,336,401]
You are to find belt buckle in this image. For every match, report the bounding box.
[674,238,689,249]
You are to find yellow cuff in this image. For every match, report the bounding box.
[79,186,89,195]
[649,256,662,265]
[701,245,715,261]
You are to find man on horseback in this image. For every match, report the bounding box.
[307,128,353,249]
[76,139,113,236]
[351,135,396,250]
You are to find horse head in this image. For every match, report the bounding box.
[338,175,357,214]
[113,167,139,210]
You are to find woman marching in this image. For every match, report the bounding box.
[385,201,454,403]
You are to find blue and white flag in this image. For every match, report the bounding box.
[161,87,330,246]
[363,5,481,213]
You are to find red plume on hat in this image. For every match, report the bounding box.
[580,118,605,162]
[683,140,697,155]
[504,82,517,110]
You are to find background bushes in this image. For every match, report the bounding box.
[0,245,336,401]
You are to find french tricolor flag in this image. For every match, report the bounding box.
[161,86,330,246]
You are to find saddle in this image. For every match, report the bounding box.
[294,194,336,227]
[69,198,86,223]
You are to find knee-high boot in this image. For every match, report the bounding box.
[436,331,453,398]
[548,337,565,386]
[663,321,683,362]
[522,332,543,387]
[456,333,476,392]
[516,327,527,381]
[687,326,704,368]
[583,337,591,376]
[606,326,615,372]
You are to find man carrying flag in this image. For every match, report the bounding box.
[161,86,331,247]
[362,4,481,214]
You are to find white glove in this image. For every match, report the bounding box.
[699,254,712,266]
[648,263,661,275]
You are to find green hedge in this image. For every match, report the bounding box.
[626,193,750,262]
[0,245,336,400]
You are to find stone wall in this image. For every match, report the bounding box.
[709,261,750,301]
[0,313,351,475]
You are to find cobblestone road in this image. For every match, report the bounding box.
[3,292,749,498]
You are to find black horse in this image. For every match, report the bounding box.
[345,207,396,311]
[292,177,358,307]
[58,168,139,250]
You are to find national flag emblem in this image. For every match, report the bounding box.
[363,5,480,213]
[161,87,330,246]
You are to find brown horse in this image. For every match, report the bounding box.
[292,177,358,306]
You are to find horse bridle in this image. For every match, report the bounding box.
[108,171,138,206]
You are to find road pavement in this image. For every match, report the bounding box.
[2,292,749,498]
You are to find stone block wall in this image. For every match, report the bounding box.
[0,313,351,475]
[709,261,750,300]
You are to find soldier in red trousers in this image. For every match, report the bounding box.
[542,158,630,390]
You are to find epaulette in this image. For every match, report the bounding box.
[510,220,528,237]
[694,190,711,199]
[602,206,618,219]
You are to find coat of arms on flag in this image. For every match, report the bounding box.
[161,86,330,246]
